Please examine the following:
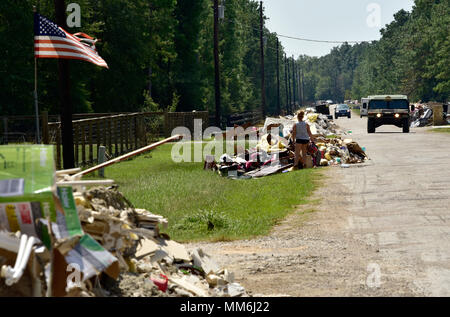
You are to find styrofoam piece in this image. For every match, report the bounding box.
[0,231,21,253]
[1,234,36,286]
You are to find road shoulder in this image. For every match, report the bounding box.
[188,167,422,296]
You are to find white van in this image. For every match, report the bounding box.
[360,98,369,117]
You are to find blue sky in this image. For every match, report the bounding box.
[262,0,415,57]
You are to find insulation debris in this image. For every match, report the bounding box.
[410,103,450,127]
[205,111,368,178]
[1,145,247,297]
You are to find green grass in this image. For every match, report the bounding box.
[60,138,164,168]
[73,144,132,165]
[429,128,450,133]
[103,142,321,242]
[352,108,361,116]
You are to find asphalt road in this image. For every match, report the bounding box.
[190,111,450,296]
[331,109,450,296]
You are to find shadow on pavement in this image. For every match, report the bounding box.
[371,132,416,134]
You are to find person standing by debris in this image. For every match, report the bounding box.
[291,111,315,169]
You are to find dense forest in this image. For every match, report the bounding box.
[0,0,448,120]
[299,0,449,104]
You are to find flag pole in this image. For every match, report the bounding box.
[33,6,41,144]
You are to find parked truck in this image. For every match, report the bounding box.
[360,97,369,117]
[315,103,333,120]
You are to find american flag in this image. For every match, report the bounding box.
[34,13,108,68]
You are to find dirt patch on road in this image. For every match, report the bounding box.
[187,168,422,297]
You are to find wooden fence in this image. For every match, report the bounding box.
[42,111,208,169]
[208,111,264,128]
[227,111,263,126]
[0,112,139,144]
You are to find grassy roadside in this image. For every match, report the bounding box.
[104,142,321,242]
[351,107,361,116]
[429,128,450,134]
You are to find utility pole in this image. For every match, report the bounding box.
[286,55,292,113]
[276,38,280,115]
[296,65,299,108]
[284,54,289,113]
[33,6,40,144]
[301,68,305,106]
[259,1,266,118]
[54,0,74,168]
[148,7,152,98]
[299,67,304,107]
[213,0,221,127]
[297,69,301,107]
[291,56,297,110]
[294,68,298,107]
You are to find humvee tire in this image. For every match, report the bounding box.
[348,113,351,119]
[402,119,410,133]
[368,118,375,133]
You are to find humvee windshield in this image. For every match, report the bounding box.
[369,100,409,109]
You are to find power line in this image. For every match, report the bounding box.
[225,18,369,45]
[277,34,365,44]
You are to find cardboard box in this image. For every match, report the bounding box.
[305,155,314,169]
[51,186,119,296]
[0,145,56,246]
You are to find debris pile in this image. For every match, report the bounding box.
[209,135,295,179]
[315,137,367,166]
[263,111,343,138]
[0,145,248,297]
[205,111,368,178]
[410,104,433,127]
[410,102,450,127]
[303,111,343,136]
[75,187,249,297]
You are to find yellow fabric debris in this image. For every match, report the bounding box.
[307,114,319,123]
[257,134,286,153]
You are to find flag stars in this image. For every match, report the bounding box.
[34,13,107,67]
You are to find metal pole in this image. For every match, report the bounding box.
[259,1,266,118]
[213,0,221,128]
[276,38,281,115]
[55,0,75,168]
